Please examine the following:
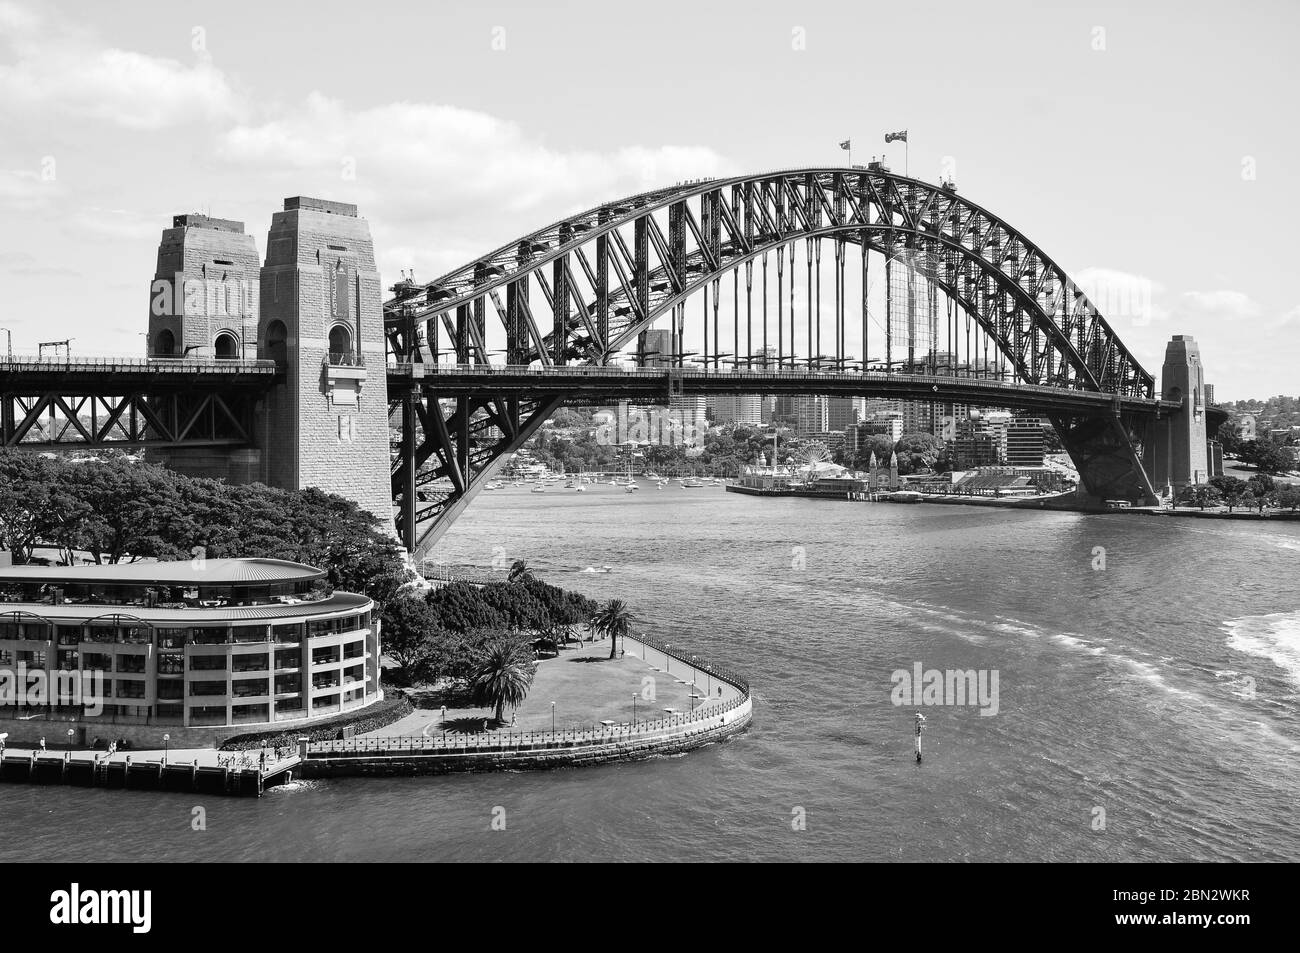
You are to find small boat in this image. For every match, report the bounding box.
[574,484,585,492]
[683,479,705,488]
[531,484,546,493]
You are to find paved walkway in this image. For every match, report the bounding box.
[372,636,738,738]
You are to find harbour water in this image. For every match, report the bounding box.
[4,486,1299,862]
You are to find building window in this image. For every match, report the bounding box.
[214,332,239,360]
[328,324,353,364]
[264,320,288,368]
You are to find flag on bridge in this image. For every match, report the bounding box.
[839,140,851,150]
[885,130,908,143]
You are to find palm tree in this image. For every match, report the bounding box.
[593,598,632,660]
[469,637,537,724]
[507,559,532,584]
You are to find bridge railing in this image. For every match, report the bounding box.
[0,355,279,374]
[386,361,1141,402]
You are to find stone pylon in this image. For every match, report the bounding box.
[257,197,395,529]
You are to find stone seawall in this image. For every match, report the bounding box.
[302,634,753,776]
[301,697,752,777]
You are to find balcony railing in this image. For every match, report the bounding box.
[324,353,365,368]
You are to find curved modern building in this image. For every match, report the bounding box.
[0,559,381,736]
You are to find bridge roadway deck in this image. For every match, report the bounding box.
[0,357,279,392]
[387,363,1171,416]
[0,357,1176,417]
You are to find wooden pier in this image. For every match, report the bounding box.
[0,748,300,797]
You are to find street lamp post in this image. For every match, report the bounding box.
[0,327,11,362]
[632,694,638,723]
[551,701,556,734]
[163,733,170,766]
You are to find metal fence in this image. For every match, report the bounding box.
[307,633,750,759]
[0,355,278,374]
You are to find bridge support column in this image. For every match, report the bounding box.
[1147,335,1210,493]
[400,395,418,553]
[1049,411,1159,506]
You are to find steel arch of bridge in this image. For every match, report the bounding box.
[385,168,1161,556]
[386,167,1153,398]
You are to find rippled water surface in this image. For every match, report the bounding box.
[4,488,1298,862]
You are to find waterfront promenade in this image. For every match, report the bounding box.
[306,634,752,775]
[377,635,741,738]
[0,633,753,792]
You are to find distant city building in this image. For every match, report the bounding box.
[669,395,708,434]
[954,411,1013,469]
[641,329,675,367]
[856,412,904,444]
[1203,383,1215,405]
[1238,414,1256,440]
[713,394,763,427]
[1006,414,1046,467]
[793,395,829,434]
[806,431,846,455]
[827,397,866,432]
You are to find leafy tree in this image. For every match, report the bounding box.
[1177,485,1222,510]
[468,635,537,724]
[893,433,943,475]
[1210,476,1246,499]
[381,594,443,685]
[0,451,409,595]
[1238,438,1295,475]
[1216,421,1244,457]
[592,598,632,659]
[1274,486,1300,511]
[0,452,84,563]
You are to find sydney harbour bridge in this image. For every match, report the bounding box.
[0,168,1219,560]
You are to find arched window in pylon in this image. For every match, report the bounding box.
[264,320,288,368]
[214,331,239,360]
[328,325,353,366]
[154,328,175,357]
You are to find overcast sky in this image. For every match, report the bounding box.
[1,0,1295,399]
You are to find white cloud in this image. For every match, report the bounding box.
[0,250,78,277]
[1180,289,1262,321]
[1073,266,1169,328]
[218,94,735,279]
[0,166,62,211]
[0,2,245,130]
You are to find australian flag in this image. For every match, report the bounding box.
[884,130,908,143]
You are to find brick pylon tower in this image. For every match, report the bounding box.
[257,197,394,529]
[147,214,262,482]
[147,213,260,360]
[1150,334,1210,492]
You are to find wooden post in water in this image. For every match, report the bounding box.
[914,712,926,764]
